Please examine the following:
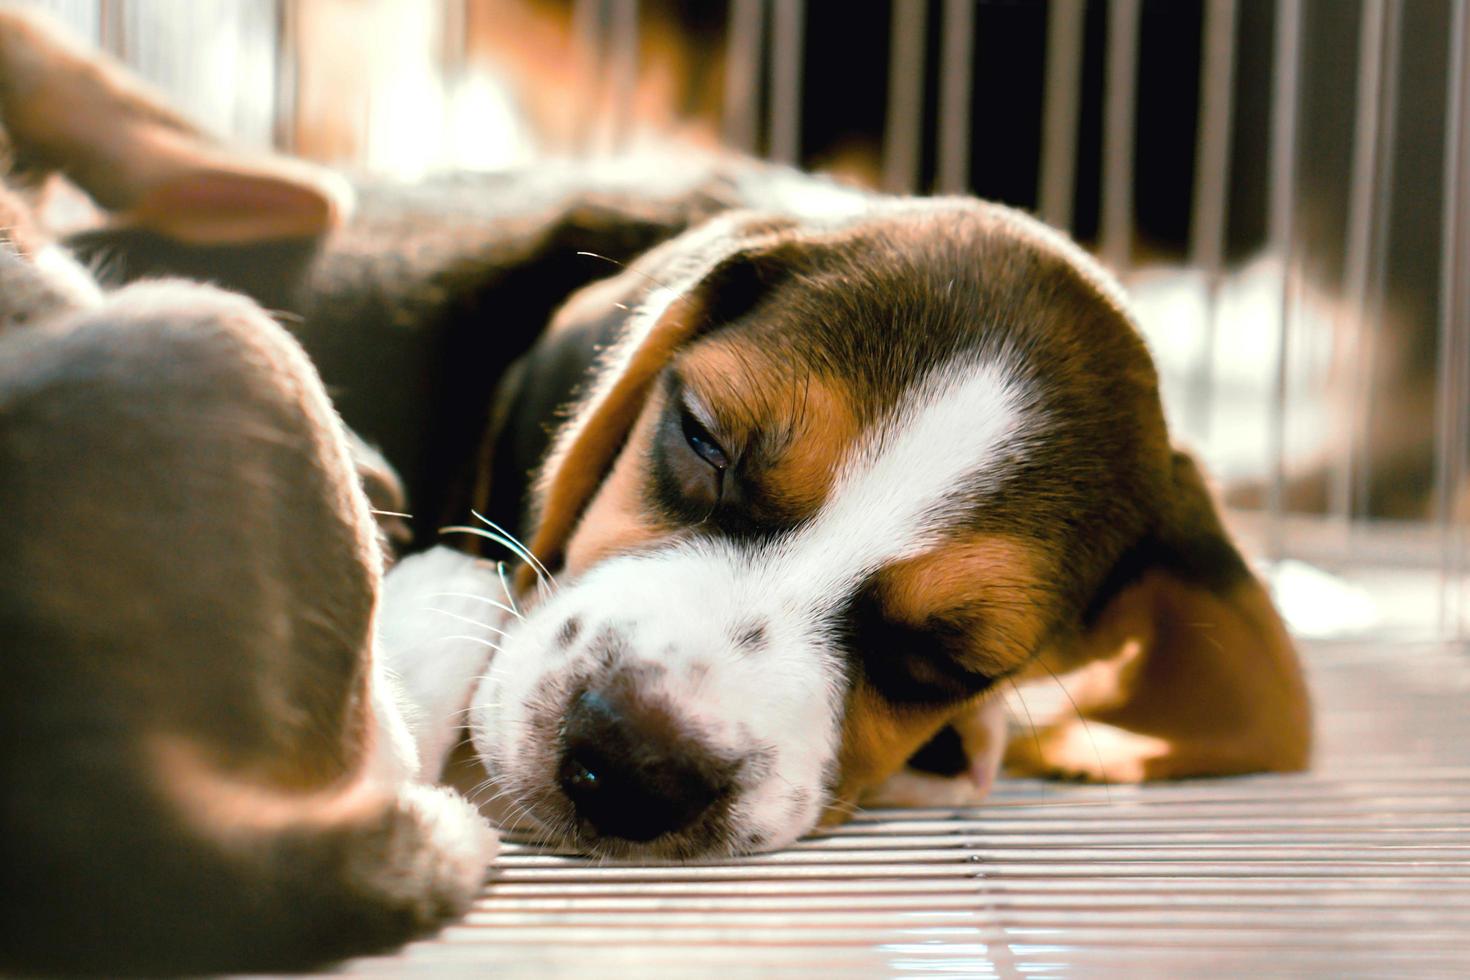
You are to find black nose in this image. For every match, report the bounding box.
[559,685,729,843]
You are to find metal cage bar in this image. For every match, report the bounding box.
[882,0,927,195]
[935,0,975,195]
[1266,0,1304,559]
[1185,0,1239,441]
[1337,0,1394,528]
[1038,0,1085,233]
[722,0,764,154]
[1436,0,1470,637]
[767,0,804,166]
[1100,0,1141,271]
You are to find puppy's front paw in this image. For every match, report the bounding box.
[1003,719,1169,783]
[862,768,995,808]
[385,783,499,921]
[379,547,514,780]
[863,696,1007,808]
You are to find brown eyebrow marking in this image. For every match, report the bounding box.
[875,534,1053,677]
[676,338,863,516]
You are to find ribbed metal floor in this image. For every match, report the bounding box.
[339,641,1470,977]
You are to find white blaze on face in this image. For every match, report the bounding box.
[772,358,1033,614]
[471,352,1034,851]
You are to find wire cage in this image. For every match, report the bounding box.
[13,0,1470,974]
[26,0,1470,645]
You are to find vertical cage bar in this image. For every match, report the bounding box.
[98,0,125,57]
[723,0,764,153]
[442,0,469,71]
[1354,1,1402,526]
[882,0,927,194]
[572,0,604,154]
[1436,0,1470,640]
[1456,0,1470,639]
[1038,0,1085,231]
[607,0,639,150]
[1336,0,1390,528]
[1266,0,1303,556]
[935,0,974,194]
[768,0,804,165]
[1101,0,1141,270]
[572,0,604,67]
[272,0,298,154]
[1186,0,1238,440]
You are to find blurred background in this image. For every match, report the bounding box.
[14,0,1470,643]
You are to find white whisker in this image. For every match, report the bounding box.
[422,606,512,638]
[496,562,521,617]
[439,525,540,579]
[471,510,559,589]
[427,590,524,621]
[439,633,504,652]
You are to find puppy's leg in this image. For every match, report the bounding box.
[0,7,348,242]
[862,697,1007,807]
[1005,453,1312,783]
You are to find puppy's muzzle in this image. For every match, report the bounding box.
[558,680,733,843]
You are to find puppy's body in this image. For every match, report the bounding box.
[0,13,499,974]
[67,165,750,544]
[0,278,495,975]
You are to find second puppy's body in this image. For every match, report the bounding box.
[66,163,763,541]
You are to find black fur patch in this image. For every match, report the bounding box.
[906,725,969,777]
[838,579,995,708]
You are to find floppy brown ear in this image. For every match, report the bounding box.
[0,8,349,243]
[516,215,804,585]
[1005,450,1312,782]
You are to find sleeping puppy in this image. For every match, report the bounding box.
[66,119,1313,862]
[18,0,1311,920]
[0,12,496,975]
[452,195,1314,857]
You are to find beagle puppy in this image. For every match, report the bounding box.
[3,8,1312,970]
[451,196,1313,857]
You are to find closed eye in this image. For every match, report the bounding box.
[680,404,729,473]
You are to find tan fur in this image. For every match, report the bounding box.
[819,539,1048,812]
[678,339,863,514]
[825,683,967,824]
[562,389,678,575]
[1007,571,1310,782]
[525,291,707,588]
[877,535,1050,677]
[1006,456,1312,783]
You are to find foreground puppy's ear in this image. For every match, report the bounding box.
[0,8,350,243]
[1006,450,1312,783]
[114,160,351,245]
[520,217,802,580]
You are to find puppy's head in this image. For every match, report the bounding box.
[470,197,1266,858]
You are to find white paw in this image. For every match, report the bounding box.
[390,783,499,918]
[377,547,515,781]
